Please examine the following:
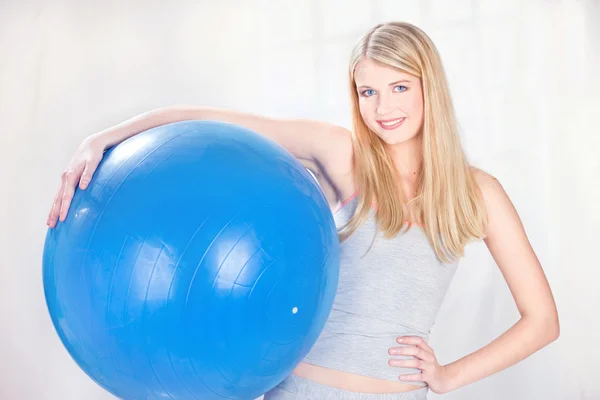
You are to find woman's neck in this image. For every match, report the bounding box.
[387,135,423,184]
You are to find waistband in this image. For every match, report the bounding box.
[269,374,429,400]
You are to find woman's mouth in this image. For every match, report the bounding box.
[377,117,406,130]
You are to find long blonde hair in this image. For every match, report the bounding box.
[338,21,487,263]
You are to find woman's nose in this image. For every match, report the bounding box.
[376,93,396,115]
[376,105,394,115]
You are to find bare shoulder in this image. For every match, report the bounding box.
[313,123,355,206]
[469,166,520,237]
[471,167,516,209]
[324,124,353,165]
[470,166,500,192]
[470,166,506,211]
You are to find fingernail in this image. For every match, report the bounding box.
[397,337,404,343]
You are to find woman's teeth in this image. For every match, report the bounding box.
[382,119,403,126]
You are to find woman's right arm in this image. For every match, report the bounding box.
[47,104,352,228]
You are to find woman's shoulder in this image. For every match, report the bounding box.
[469,166,517,238]
[313,124,356,205]
[469,166,501,196]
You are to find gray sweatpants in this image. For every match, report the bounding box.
[263,375,429,400]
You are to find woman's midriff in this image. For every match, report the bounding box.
[292,362,424,394]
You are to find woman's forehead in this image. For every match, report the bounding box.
[354,59,416,86]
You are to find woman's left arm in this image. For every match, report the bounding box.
[442,170,560,392]
[389,170,560,394]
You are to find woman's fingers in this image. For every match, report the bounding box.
[47,185,65,227]
[58,167,83,222]
[388,358,424,369]
[47,137,105,228]
[397,336,434,353]
[388,345,435,363]
[80,158,100,190]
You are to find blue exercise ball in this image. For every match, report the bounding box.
[43,120,340,400]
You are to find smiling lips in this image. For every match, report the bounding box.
[377,117,406,130]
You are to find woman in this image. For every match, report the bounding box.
[47,22,559,399]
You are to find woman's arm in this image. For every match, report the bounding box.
[441,169,560,392]
[48,104,352,227]
[94,104,348,164]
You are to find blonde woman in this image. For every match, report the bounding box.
[47,22,559,399]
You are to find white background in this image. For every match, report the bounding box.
[1,0,598,399]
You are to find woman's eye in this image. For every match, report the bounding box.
[361,89,376,97]
[360,86,407,97]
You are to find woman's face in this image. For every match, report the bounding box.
[354,58,424,145]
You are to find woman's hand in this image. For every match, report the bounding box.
[47,135,106,228]
[388,336,454,394]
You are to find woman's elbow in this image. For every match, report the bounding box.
[525,307,560,344]
[540,309,560,343]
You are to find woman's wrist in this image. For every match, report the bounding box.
[438,363,460,394]
[86,131,109,151]
[89,108,167,151]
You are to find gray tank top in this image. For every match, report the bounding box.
[302,194,460,386]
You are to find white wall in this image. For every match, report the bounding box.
[1,0,598,399]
